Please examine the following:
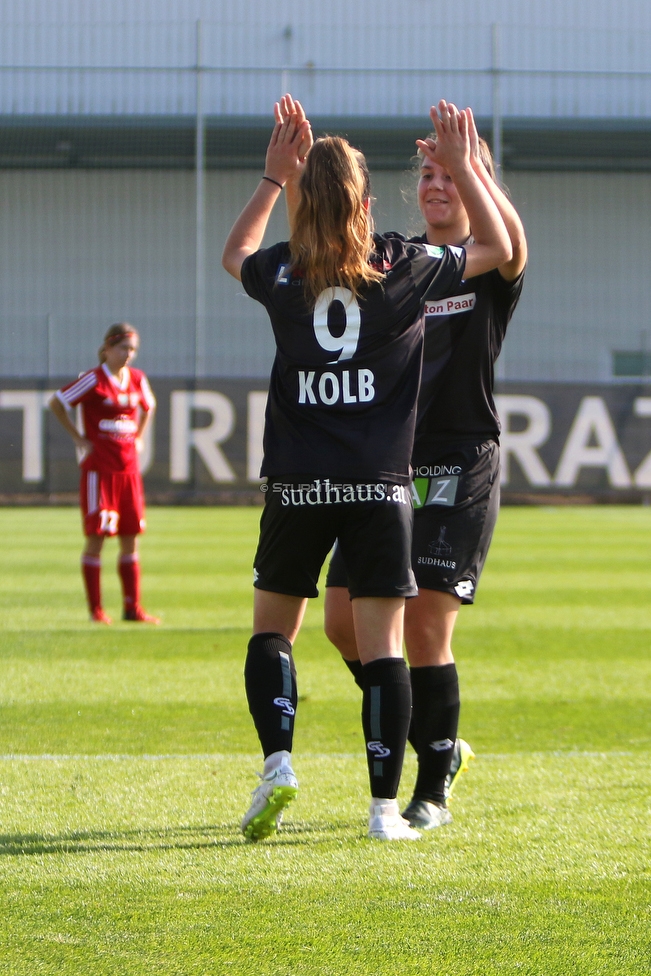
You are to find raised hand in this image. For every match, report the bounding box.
[416,99,470,176]
[272,93,313,173]
[276,94,313,157]
[465,106,481,167]
[222,95,312,280]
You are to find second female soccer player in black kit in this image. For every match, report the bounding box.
[222,97,511,841]
[324,106,528,830]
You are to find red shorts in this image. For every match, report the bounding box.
[80,468,146,537]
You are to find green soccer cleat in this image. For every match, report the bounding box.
[445,738,475,801]
[241,758,298,842]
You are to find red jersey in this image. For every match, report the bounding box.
[56,364,155,473]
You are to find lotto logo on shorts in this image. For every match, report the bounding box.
[454,579,475,598]
[275,479,409,507]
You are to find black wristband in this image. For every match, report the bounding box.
[261,175,284,190]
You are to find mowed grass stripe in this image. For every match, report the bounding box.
[0,506,650,975]
[0,753,649,974]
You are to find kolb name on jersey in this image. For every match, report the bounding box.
[295,286,377,405]
[298,368,375,406]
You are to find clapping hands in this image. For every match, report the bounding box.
[416,99,471,175]
[264,93,313,187]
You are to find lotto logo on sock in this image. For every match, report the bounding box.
[367,740,391,758]
[429,738,454,752]
[273,697,295,716]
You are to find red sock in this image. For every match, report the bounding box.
[118,553,141,612]
[81,555,102,613]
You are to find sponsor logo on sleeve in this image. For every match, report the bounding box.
[424,244,445,259]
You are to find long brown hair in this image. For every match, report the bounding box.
[289,137,384,305]
[98,322,139,364]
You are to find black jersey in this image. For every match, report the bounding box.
[241,234,465,484]
[404,233,524,461]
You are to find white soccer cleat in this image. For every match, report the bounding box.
[241,753,298,842]
[368,798,422,841]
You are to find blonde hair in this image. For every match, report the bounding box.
[289,137,384,305]
[98,322,139,364]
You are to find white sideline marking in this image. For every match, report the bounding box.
[0,750,638,762]
[0,753,223,761]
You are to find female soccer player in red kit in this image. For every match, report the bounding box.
[50,322,159,624]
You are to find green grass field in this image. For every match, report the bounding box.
[0,505,650,975]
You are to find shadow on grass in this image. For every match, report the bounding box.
[0,819,359,856]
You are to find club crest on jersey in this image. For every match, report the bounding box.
[424,292,476,317]
[113,392,141,407]
[429,526,452,556]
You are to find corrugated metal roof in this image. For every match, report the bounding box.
[0,2,650,118]
[3,0,651,39]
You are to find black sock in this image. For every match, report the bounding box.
[410,663,460,805]
[244,632,297,758]
[343,657,364,690]
[361,657,412,800]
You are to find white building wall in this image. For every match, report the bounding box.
[2,165,650,382]
[0,2,650,382]
[0,169,283,378]
[499,171,651,382]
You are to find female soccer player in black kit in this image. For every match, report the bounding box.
[222,97,511,841]
[324,106,527,830]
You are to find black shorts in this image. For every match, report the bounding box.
[254,478,417,600]
[326,440,500,605]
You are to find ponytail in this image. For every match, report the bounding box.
[289,137,384,305]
